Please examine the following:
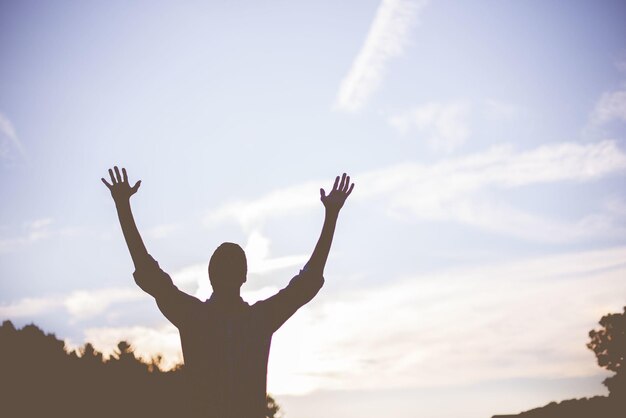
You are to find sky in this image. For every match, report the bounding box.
[1,0,626,417]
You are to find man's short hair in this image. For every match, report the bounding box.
[208,242,247,290]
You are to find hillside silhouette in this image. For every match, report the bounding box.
[0,320,282,418]
[493,307,625,418]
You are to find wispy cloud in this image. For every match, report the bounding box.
[363,140,626,241]
[0,111,27,162]
[0,296,61,318]
[0,218,84,253]
[334,0,430,112]
[145,223,179,239]
[0,218,54,253]
[408,197,624,242]
[64,288,144,318]
[388,100,471,152]
[590,87,626,125]
[0,287,144,320]
[265,246,626,394]
[203,180,320,230]
[244,230,308,275]
[388,99,521,152]
[204,140,626,242]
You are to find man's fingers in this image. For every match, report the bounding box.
[122,167,128,183]
[320,188,326,200]
[339,173,347,190]
[114,166,122,183]
[344,175,351,192]
[332,176,340,191]
[101,178,113,189]
[346,182,355,196]
[108,169,116,184]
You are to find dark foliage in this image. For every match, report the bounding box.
[0,320,282,418]
[492,306,626,417]
[588,306,626,397]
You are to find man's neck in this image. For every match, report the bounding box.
[210,290,243,304]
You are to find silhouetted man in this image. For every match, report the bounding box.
[102,167,354,417]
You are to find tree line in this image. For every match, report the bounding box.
[0,320,281,418]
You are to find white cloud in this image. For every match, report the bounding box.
[374,140,626,241]
[0,218,54,253]
[388,99,521,152]
[388,100,471,152]
[145,223,179,239]
[204,140,626,242]
[26,218,53,229]
[203,180,320,230]
[244,230,308,275]
[0,287,144,320]
[266,246,626,394]
[0,296,63,318]
[0,111,27,161]
[0,218,85,253]
[590,88,626,125]
[64,288,144,318]
[171,230,308,300]
[334,0,430,112]
[397,197,624,243]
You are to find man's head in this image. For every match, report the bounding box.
[208,242,247,292]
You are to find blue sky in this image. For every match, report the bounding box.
[1,1,626,417]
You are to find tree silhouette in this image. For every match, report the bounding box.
[266,393,282,418]
[492,306,626,417]
[587,306,626,399]
[0,320,283,418]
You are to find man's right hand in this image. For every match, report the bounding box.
[101,166,141,203]
[320,173,354,215]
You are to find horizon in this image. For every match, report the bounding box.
[1,1,626,417]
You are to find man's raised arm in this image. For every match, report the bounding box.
[263,173,354,332]
[304,172,355,277]
[102,166,199,327]
[101,166,148,268]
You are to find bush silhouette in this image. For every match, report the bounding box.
[0,320,282,417]
[587,306,626,398]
